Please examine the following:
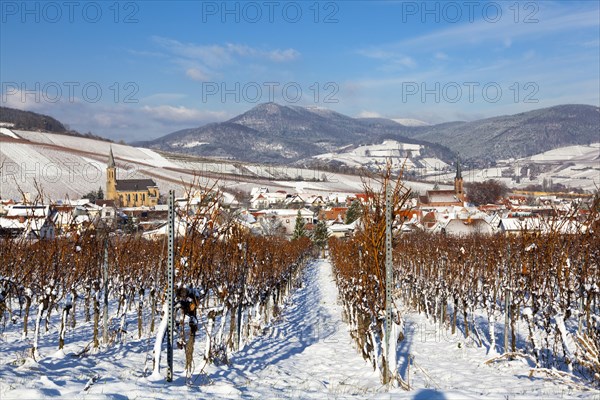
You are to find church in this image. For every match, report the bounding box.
[418,160,466,207]
[105,148,160,207]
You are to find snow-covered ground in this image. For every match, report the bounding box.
[205,259,384,398]
[391,118,430,127]
[314,140,428,173]
[1,259,597,399]
[0,129,439,201]
[0,127,19,139]
[432,144,600,191]
[397,310,598,399]
[2,129,417,201]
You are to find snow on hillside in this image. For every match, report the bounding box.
[0,127,19,139]
[420,157,450,171]
[0,131,184,200]
[313,140,453,178]
[528,143,600,162]
[171,141,208,149]
[14,130,177,169]
[315,140,422,165]
[303,105,337,116]
[430,143,600,192]
[1,130,426,201]
[391,118,430,127]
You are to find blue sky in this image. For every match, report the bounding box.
[1,1,599,142]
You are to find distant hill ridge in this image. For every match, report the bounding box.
[133,102,454,164]
[0,107,67,133]
[0,107,112,142]
[402,104,600,163]
[3,104,597,166]
[135,103,599,165]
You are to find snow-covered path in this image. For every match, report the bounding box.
[207,258,385,398]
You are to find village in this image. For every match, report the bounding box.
[0,149,594,241]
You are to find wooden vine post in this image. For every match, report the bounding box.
[384,182,393,386]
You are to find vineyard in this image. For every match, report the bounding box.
[329,170,600,390]
[0,202,313,388]
[1,177,599,398]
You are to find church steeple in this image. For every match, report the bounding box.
[108,146,115,168]
[454,157,464,202]
[106,147,117,201]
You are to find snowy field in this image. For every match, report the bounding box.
[1,260,597,399]
[0,129,438,201]
[313,140,448,176]
[432,144,600,191]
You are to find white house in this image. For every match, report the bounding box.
[0,204,55,239]
[254,208,314,236]
[442,217,494,236]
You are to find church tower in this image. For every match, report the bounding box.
[106,147,117,201]
[454,158,464,202]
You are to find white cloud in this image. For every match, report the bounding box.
[152,37,231,67]
[185,68,210,81]
[357,48,416,69]
[0,89,58,112]
[267,48,301,62]
[357,49,394,60]
[148,37,300,82]
[141,93,187,103]
[141,105,228,123]
[387,7,599,52]
[0,91,231,142]
[152,36,300,67]
[581,39,600,48]
[356,110,382,118]
[434,52,448,60]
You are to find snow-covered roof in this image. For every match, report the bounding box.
[256,208,313,218]
[141,215,190,239]
[6,205,50,217]
[427,190,461,203]
[328,223,355,233]
[442,218,493,236]
[499,218,542,232]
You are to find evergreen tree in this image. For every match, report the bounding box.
[97,187,104,200]
[125,214,137,234]
[83,190,97,202]
[291,210,307,240]
[312,220,329,254]
[345,200,362,224]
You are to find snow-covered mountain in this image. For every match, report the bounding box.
[392,118,430,127]
[314,140,450,176]
[401,104,600,164]
[133,103,452,164]
[136,103,599,166]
